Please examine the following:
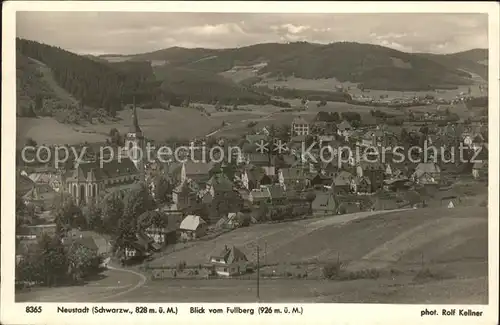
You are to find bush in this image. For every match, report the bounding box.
[322,261,342,279]
[413,268,452,282]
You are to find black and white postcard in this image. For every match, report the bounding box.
[1,2,498,325]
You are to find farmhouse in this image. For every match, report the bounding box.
[312,192,337,216]
[337,120,353,135]
[250,186,272,206]
[332,171,354,194]
[472,161,488,180]
[412,162,441,185]
[16,223,57,240]
[356,162,385,192]
[22,183,58,211]
[180,215,207,240]
[350,176,372,194]
[25,167,62,192]
[291,116,310,136]
[209,245,249,277]
[17,172,36,196]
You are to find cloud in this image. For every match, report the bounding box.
[176,23,246,36]
[16,12,488,55]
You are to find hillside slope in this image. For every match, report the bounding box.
[16,52,78,117]
[152,206,487,279]
[417,50,488,81]
[117,41,481,91]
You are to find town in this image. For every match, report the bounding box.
[12,11,490,304]
[15,90,488,291]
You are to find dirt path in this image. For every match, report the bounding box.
[16,266,147,303]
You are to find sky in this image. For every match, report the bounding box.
[16,12,488,56]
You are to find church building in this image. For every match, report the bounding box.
[66,105,146,204]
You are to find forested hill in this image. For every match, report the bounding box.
[121,41,481,91]
[16,38,279,118]
[16,38,163,117]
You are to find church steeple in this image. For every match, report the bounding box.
[130,98,142,134]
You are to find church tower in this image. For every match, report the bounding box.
[124,101,146,183]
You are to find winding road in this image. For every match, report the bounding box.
[16,265,147,303]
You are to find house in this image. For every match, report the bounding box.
[441,196,460,208]
[312,192,337,216]
[337,201,361,214]
[472,161,488,180]
[268,184,287,205]
[17,172,36,197]
[337,120,353,140]
[62,234,99,254]
[236,188,253,210]
[332,171,354,194]
[209,245,249,277]
[185,161,215,184]
[250,186,272,206]
[16,223,57,240]
[350,176,372,194]
[371,197,401,211]
[412,162,441,185]
[215,212,244,229]
[245,134,269,145]
[246,153,275,168]
[143,214,178,247]
[356,162,385,192]
[179,215,207,240]
[383,177,410,191]
[246,165,273,189]
[120,240,150,264]
[310,173,332,188]
[291,116,310,136]
[22,184,58,211]
[27,168,62,192]
[403,190,424,208]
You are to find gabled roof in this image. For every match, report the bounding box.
[337,120,353,131]
[68,158,139,182]
[333,171,353,186]
[245,134,268,143]
[359,161,385,171]
[414,162,441,177]
[250,187,271,200]
[247,153,273,165]
[17,173,35,195]
[185,161,215,176]
[268,184,286,200]
[22,183,57,200]
[63,235,99,252]
[312,192,337,209]
[292,116,309,125]
[211,245,248,264]
[290,135,306,143]
[180,215,206,231]
[352,176,371,185]
[207,173,233,192]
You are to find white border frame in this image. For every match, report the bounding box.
[2,2,499,325]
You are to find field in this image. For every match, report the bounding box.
[142,206,487,303]
[255,76,487,101]
[16,206,488,303]
[16,107,269,146]
[151,207,487,270]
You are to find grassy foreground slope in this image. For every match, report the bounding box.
[153,207,487,275]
